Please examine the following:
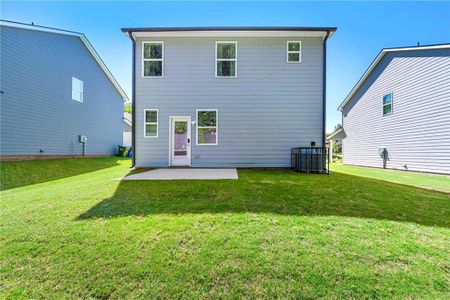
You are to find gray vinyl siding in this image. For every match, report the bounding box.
[342,48,450,174]
[134,37,324,167]
[0,26,123,156]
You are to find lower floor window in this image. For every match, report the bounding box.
[197,109,218,145]
[144,109,158,137]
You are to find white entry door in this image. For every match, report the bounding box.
[170,116,191,166]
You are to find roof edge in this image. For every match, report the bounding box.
[1,19,129,101]
[338,43,450,111]
[121,26,337,33]
[327,127,344,140]
[123,118,132,126]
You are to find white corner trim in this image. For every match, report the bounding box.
[0,20,129,101]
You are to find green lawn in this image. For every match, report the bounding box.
[330,163,450,193]
[1,158,449,299]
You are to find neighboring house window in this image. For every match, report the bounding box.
[143,42,163,77]
[216,42,237,77]
[383,93,393,115]
[144,109,158,138]
[287,41,302,63]
[197,109,218,145]
[72,77,83,102]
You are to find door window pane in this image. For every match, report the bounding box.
[174,121,187,134]
[174,151,187,156]
[174,121,188,153]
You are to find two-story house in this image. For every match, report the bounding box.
[122,26,336,168]
[337,44,450,174]
[0,20,128,159]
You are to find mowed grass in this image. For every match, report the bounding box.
[1,158,449,299]
[330,163,450,193]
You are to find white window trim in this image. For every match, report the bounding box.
[196,109,218,145]
[215,41,237,78]
[142,41,164,78]
[144,109,159,138]
[71,77,84,102]
[287,41,302,63]
[383,92,393,116]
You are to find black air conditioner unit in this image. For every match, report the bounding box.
[291,147,329,174]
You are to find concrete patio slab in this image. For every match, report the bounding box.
[122,168,238,180]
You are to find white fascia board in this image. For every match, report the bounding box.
[123,118,132,126]
[327,127,344,140]
[131,30,328,38]
[79,35,129,100]
[384,44,450,52]
[0,20,129,101]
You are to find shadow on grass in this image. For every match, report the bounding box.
[77,169,450,228]
[0,157,125,191]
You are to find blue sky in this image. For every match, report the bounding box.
[2,1,450,132]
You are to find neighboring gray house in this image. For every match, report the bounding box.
[122,26,336,168]
[0,20,128,158]
[337,44,450,174]
[123,112,132,147]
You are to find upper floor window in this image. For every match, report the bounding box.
[287,41,302,63]
[197,109,218,145]
[383,93,393,115]
[144,109,158,138]
[216,42,237,77]
[72,77,83,102]
[143,42,163,77]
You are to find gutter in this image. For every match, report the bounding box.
[322,31,332,171]
[121,26,337,33]
[129,31,136,168]
[322,32,331,153]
